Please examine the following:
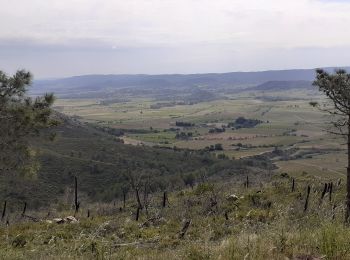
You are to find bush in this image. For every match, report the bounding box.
[194,183,214,195]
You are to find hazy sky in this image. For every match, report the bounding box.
[1,0,350,78]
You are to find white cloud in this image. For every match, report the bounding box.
[0,0,350,77]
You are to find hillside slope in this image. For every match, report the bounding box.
[0,114,272,210]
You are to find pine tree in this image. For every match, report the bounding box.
[0,70,55,174]
[313,69,350,222]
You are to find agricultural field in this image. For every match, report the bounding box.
[53,88,347,180]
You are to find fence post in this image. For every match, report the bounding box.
[21,202,27,217]
[74,176,79,215]
[1,201,7,221]
[304,185,311,212]
[321,183,328,200]
[136,207,140,221]
[162,191,167,208]
[328,182,333,202]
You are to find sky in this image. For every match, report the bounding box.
[0,0,350,78]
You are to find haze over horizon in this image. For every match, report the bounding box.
[1,0,350,78]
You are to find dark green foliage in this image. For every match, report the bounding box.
[313,69,350,135]
[208,127,225,133]
[217,154,228,160]
[204,143,223,151]
[182,173,196,188]
[214,144,223,150]
[228,117,263,129]
[0,70,55,174]
[175,132,193,140]
[90,125,162,136]
[175,121,195,127]
[90,125,125,136]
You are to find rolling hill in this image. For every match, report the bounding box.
[32,67,350,96]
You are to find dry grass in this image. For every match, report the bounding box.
[1,173,349,259]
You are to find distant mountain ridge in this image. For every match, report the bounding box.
[32,67,350,94]
[246,80,313,92]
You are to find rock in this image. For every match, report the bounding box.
[65,216,78,223]
[226,194,239,202]
[52,216,78,224]
[53,218,65,224]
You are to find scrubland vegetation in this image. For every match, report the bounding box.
[2,69,350,259]
[1,172,348,259]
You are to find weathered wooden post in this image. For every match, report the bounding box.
[332,204,336,220]
[123,191,126,209]
[162,191,167,208]
[328,182,333,202]
[1,201,7,221]
[292,178,295,192]
[136,207,140,221]
[74,176,79,214]
[321,183,328,200]
[304,185,311,212]
[21,202,27,217]
[245,175,249,188]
